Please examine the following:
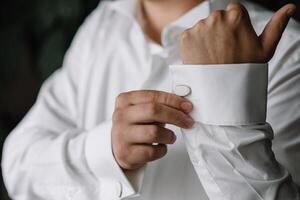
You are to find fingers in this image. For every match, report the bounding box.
[113,90,193,170]
[226,2,247,12]
[203,3,253,32]
[206,3,248,26]
[126,125,177,144]
[205,10,225,25]
[115,90,193,113]
[116,102,194,128]
[225,2,252,25]
[259,4,296,59]
[129,144,168,164]
[114,143,168,169]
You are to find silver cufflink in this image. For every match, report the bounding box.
[173,85,191,97]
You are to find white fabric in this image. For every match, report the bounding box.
[2,0,300,199]
[170,64,268,125]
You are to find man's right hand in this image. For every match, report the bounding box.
[112,90,194,170]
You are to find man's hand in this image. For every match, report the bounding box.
[180,3,296,64]
[112,90,194,170]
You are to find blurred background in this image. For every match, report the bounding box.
[0,0,299,199]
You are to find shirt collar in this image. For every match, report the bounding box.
[160,1,210,47]
[108,0,237,22]
[108,0,237,47]
[108,0,138,20]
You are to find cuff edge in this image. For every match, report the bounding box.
[84,121,138,198]
[170,63,268,69]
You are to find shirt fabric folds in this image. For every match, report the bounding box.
[2,0,300,199]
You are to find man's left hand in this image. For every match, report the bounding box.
[180,3,296,64]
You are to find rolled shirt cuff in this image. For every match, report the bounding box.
[169,63,268,126]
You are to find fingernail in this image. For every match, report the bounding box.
[184,116,195,128]
[181,102,193,113]
[171,134,177,144]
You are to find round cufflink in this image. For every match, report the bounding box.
[173,85,191,97]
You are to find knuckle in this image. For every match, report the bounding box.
[227,3,248,21]
[147,91,159,103]
[116,92,126,102]
[210,10,223,19]
[195,20,205,30]
[115,92,127,106]
[112,108,124,122]
[146,102,160,116]
[228,9,243,23]
[112,125,122,139]
[228,2,244,10]
[164,93,174,107]
[180,30,192,45]
[147,126,160,141]
[207,10,224,26]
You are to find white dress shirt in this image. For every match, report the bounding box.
[2,0,300,199]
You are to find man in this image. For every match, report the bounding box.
[2,0,300,199]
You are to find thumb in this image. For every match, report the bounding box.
[259,4,296,59]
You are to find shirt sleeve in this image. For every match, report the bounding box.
[1,6,141,200]
[85,121,145,199]
[170,63,300,200]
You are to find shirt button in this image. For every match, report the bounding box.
[174,85,191,97]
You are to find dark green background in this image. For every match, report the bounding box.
[0,0,299,199]
[0,0,100,199]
